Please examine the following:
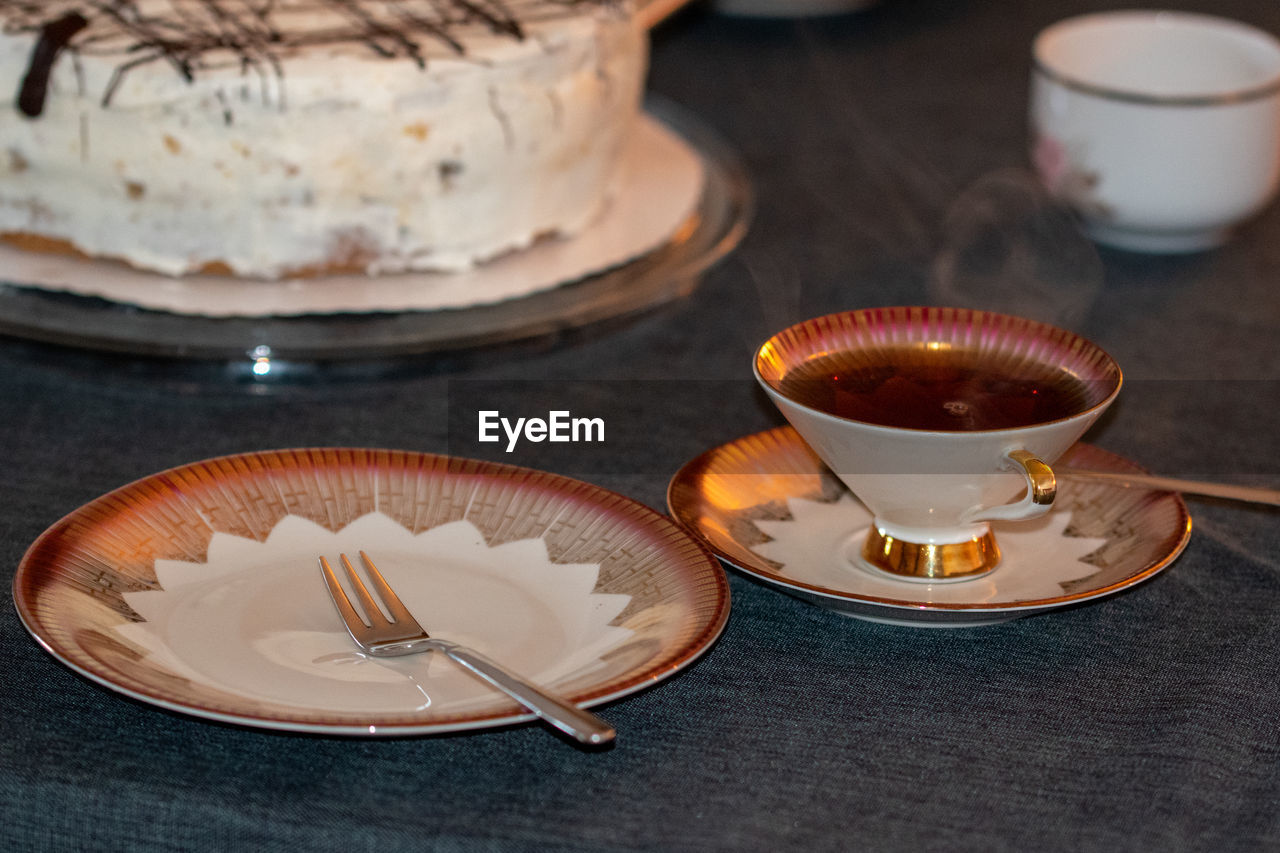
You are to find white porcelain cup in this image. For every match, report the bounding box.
[754,307,1122,581]
[1031,11,1280,253]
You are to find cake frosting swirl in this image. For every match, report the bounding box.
[0,0,648,278]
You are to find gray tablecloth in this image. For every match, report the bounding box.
[3,1,1280,850]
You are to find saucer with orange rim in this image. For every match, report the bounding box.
[667,426,1191,627]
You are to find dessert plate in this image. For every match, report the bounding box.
[667,427,1191,627]
[14,449,729,736]
[0,97,751,361]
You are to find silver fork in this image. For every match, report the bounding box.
[318,551,615,746]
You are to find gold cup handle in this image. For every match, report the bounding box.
[961,449,1058,524]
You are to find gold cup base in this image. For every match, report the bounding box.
[861,527,1001,581]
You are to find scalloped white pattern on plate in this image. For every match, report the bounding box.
[16,449,729,734]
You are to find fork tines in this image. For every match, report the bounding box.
[319,551,430,644]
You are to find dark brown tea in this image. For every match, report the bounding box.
[779,348,1095,431]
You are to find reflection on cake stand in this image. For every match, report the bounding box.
[0,96,750,372]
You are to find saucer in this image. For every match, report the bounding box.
[15,449,730,735]
[667,427,1191,627]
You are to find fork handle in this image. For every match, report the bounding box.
[432,640,616,746]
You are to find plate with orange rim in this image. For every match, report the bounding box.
[667,426,1191,627]
[14,448,729,736]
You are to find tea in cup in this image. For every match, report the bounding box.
[1031,11,1280,252]
[754,306,1122,580]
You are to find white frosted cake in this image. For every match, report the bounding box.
[0,0,648,279]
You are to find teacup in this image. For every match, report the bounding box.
[1031,11,1280,253]
[754,306,1121,581]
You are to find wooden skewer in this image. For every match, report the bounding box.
[1058,467,1280,507]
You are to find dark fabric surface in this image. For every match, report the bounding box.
[4,1,1280,850]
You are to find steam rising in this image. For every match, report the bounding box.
[930,168,1104,329]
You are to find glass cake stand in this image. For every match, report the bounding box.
[0,97,751,375]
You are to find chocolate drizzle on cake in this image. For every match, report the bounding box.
[16,11,87,116]
[1,0,610,115]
